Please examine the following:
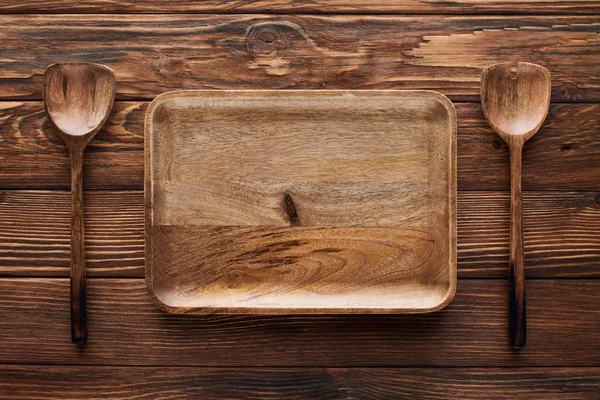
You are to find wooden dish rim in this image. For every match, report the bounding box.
[144,89,457,314]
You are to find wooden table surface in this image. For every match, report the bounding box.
[1,1,599,399]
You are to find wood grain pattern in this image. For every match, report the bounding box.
[458,191,600,278]
[2,102,598,191]
[457,103,600,191]
[43,63,117,344]
[2,0,600,15]
[146,90,456,313]
[0,191,144,277]
[0,101,143,190]
[1,190,598,278]
[1,278,599,366]
[481,62,552,349]
[1,16,599,102]
[0,2,597,397]
[0,366,598,400]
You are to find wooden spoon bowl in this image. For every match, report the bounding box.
[43,63,116,344]
[481,62,551,349]
[44,63,115,140]
[482,62,551,143]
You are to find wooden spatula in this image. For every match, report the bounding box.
[43,63,116,344]
[481,62,551,349]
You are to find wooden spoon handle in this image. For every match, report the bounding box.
[69,148,87,344]
[509,144,526,349]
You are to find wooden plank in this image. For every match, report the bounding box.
[2,1,600,15]
[457,102,600,191]
[1,190,598,278]
[1,102,599,191]
[0,102,143,190]
[0,278,598,366]
[0,366,598,400]
[0,191,144,277]
[1,16,599,102]
[458,191,600,278]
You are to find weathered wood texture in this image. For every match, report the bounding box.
[0,2,598,399]
[1,190,598,278]
[1,16,599,102]
[458,103,600,191]
[0,191,144,277]
[0,102,143,190]
[0,278,598,366]
[458,191,600,278]
[2,0,600,15]
[0,366,598,400]
[1,102,599,191]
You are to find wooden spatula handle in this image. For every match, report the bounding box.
[69,147,87,344]
[509,144,526,349]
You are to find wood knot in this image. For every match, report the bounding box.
[327,368,350,381]
[558,83,580,101]
[595,193,600,206]
[283,193,300,226]
[560,143,574,151]
[247,25,289,59]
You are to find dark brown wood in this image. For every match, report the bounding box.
[1,102,599,191]
[2,0,600,15]
[457,103,600,191]
[0,3,597,398]
[0,101,144,190]
[0,278,599,366]
[0,191,144,277]
[481,62,551,349]
[0,366,598,400]
[1,190,598,278]
[1,16,600,102]
[509,143,527,349]
[458,191,600,278]
[43,63,116,344]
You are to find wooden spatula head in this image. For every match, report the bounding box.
[481,62,551,143]
[43,63,115,140]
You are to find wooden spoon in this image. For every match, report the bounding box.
[43,63,116,344]
[481,62,551,349]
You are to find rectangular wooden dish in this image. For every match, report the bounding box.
[145,90,457,314]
